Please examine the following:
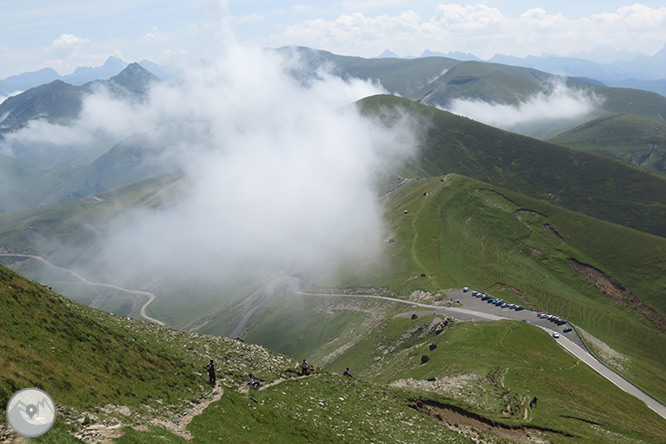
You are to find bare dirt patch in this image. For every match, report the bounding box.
[576,327,630,373]
[516,209,548,218]
[479,188,520,206]
[72,388,224,442]
[412,399,570,444]
[569,258,666,333]
[408,289,445,304]
[545,224,566,243]
[390,374,480,403]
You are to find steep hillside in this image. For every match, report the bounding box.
[551,113,666,173]
[359,94,666,238]
[0,264,305,440]
[0,265,520,444]
[242,173,666,403]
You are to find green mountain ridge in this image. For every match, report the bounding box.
[551,112,666,172]
[359,94,666,238]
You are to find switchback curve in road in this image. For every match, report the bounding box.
[0,254,164,325]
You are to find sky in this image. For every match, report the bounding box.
[1,1,665,79]
[0,0,666,78]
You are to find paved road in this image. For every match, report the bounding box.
[0,254,164,325]
[298,288,666,421]
[444,289,586,350]
[536,324,666,420]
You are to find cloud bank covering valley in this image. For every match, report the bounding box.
[40,42,421,288]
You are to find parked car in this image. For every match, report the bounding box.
[552,332,560,338]
[563,327,573,333]
[515,306,524,311]
[463,287,469,292]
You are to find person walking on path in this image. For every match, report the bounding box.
[343,367,353,378]
[206,360,216,388]
[301,359,310,376]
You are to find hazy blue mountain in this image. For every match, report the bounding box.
[0,63,158,134]
[488,44,666,96]
[376,49,399,58]
[421,49,481,61]
[0,56,161,98]
[0,80,82,129]
[0,68,60,97]
[138,59,179,82]
[62,56,127,85]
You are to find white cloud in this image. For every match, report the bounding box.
[268,4,666,58]
[0,90,22,106]
[142,27,168,44]
[443,82,603,129]
[11,40,419,288]
[51,33,90,56]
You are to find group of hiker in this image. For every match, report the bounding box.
[204,358,353,389]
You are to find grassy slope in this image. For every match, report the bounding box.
[118,375,476,444]
[551,113,666,172]
[411,61,545,105]
[322,315,666,443]
[0,265,481,444]
[359,94,666,238]
[241,296,666,442]
[0,265,304,439]
[327,174,666,400]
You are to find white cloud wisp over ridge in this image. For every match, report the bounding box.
[442,82,603,131]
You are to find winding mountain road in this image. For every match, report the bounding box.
[0,254,164,325]
[296,289,666,421]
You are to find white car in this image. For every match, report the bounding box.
[463,287,469,292]
[552,332,560,338]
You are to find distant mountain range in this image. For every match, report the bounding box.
[0,57,178,98]
[377,43,666,96]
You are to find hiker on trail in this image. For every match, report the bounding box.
[249,374,261,388]
[206,360,216,387]
[301,359,310,376]
[343,367,353,378]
